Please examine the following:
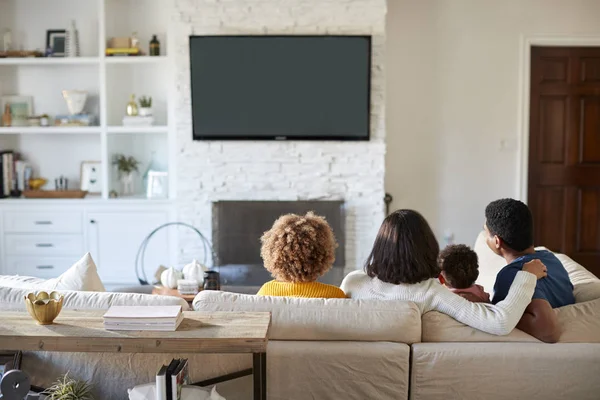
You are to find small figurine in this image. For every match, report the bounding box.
[126,94,138,116]
[2,103,11,127]
[131,32,139,49]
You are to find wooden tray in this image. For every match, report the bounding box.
[22,190,88,199]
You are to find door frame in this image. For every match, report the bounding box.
[516,35,600,202]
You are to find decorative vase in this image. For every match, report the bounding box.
[120,172,134,195]
[62,90,87,115]
[126,94,138,116]
[138,107,152,117]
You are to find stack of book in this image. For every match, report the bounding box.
[103,305,183,331]
[54,114,94,127]
[123,115,154,127]
[156,358,189,400]
[0,150,28,198]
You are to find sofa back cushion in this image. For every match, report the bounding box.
[421,311,539,343]
[422,297,600,343]
[0,285,190,311]
[0,253,105,292]
[193,291,421,343]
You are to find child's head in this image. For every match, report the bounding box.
[437,244,479,289]
[260,212,337,283]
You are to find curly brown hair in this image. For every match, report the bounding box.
[438,244,479,289]
[260,212,337,283]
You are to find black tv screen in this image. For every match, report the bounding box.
[189,35,371,140]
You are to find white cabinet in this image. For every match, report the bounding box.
[86,210,171,286]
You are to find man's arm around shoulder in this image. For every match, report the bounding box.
[517,298,560,343]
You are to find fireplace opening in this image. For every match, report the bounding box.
[212,200,345,293]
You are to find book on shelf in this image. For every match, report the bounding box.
[0,150,15,198]
[54,114,94,127]
[156,358,189,400]
[103,305,183,331]
[122,115,154,127]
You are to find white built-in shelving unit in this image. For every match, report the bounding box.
[0,0,174,201]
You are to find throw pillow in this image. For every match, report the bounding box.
[0,253,105,292]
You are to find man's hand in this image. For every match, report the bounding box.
[517,299,560,343]
[522,259,548,280]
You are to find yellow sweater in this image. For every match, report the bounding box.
[257,280,347,298]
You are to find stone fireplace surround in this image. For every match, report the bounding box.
[173,0,387,276]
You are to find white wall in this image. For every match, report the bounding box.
[385,0,600,246]
[173,0,387,273]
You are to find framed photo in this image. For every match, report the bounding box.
[146,171,168,198]
[0,351,22,380]
[46,29,66,57]
[80,161,102,194]
[0,96,33,127]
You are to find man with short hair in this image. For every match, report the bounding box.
[484,198,575,343]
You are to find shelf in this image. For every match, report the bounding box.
[0,57,100,66]
[0,127,102,135]
[107,126,168,134]
[105,56,168,65]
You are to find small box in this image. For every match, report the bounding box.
[108,37,131,48]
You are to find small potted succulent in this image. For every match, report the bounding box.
[112,154,139,196]
[138,96,153,117]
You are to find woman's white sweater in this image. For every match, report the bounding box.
[340,270,537,336]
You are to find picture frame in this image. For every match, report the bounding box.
[80,161,102,194]
[146,171,168,199]
[0,95,33,127]
[46,29,66,57]
[0,351,22,380]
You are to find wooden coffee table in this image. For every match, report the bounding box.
[0,310,271,400]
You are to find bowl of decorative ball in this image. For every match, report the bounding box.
[24,291,64,325]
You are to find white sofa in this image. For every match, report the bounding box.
[0,236,599,400]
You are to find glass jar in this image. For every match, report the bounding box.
[203,271,220,290]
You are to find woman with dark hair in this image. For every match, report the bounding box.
[340,210,547,336]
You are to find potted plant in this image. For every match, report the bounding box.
[112,154,139,196]
[42,373,95,400]
[138,96,152,117]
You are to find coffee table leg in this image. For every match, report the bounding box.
[253,352,267,400]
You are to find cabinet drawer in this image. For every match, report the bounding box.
[4,256,73,279]
[5,234,83,256]
[4,212,82,234]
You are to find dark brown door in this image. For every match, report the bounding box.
[529,46,600,277]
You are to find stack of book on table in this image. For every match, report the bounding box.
[156,358,189,400]
[103,305,183,331]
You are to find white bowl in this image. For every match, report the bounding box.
[62,90,88,115]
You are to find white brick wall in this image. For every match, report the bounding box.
[173,0,387,274]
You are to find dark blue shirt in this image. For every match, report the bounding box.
[492,250,575,308]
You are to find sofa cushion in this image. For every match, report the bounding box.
[193,291,421,344]
[421,311,539,342]
[0,285,190,311]
[0,253,105,292]
[556,298,600,343]
[422,297,600,343]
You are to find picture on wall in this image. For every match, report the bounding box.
[80,161,102,194]
[46,29,66,57]
[0,96,33,127]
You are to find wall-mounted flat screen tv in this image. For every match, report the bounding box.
[189,35,371,141]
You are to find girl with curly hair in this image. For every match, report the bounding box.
[257,212,346,298]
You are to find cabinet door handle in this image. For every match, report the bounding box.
[36,265,54,269]
[35,243,54,248]
[90,219,96,224]
[34,221,53,225]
